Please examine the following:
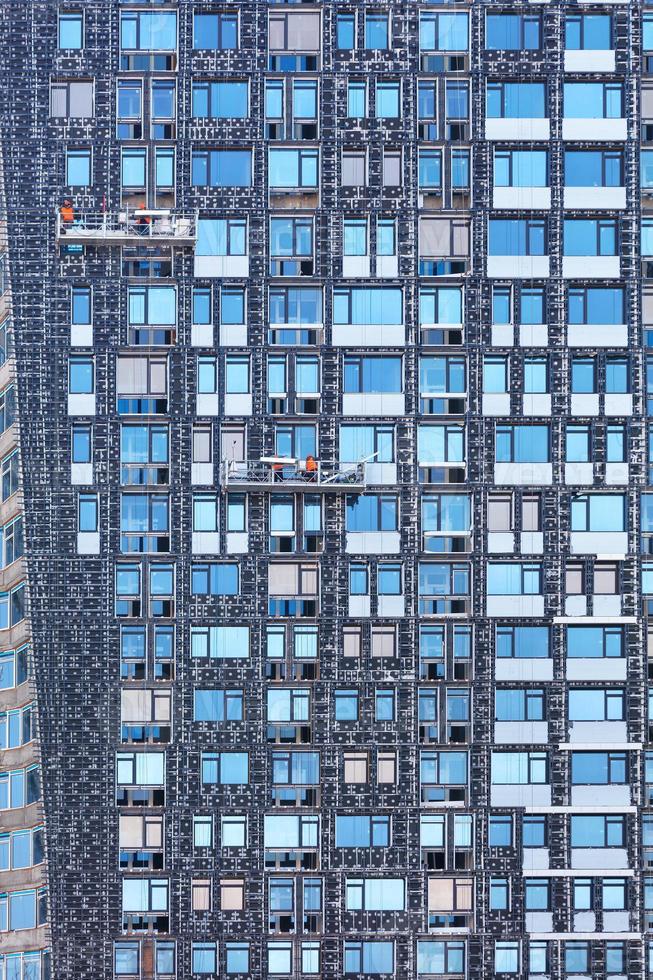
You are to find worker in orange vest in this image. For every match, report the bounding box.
[305,454,318,482]
[135,202,151,236]
[60,199,74,234]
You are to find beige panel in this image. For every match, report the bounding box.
[643,289,653,325]
[456,879,473,910]
[420,218,451,257]
[286,12,321,50]
[121,689,151,722]
[69,82,94,118]
[488,495,512,531]
[153,692,171,722]
[221,880,244,910]
[145,816,163,848]
[343,628,361,658]
[342,152,366,187]
[344,753,368,783]
[372,626,396,658]
[642,86,653,118]
[119,814,144,848]
[268,14,286,50]
[269,563,299,596]
[192,880,211,911]
[428,877,454,910]
[149,359,167,394]
[50,85,67,117]
[116,357,148,394]
[377,751,396,784]
[300,565,318,596]
[452,221,470,257]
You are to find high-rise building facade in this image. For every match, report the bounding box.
[1,0,653,977]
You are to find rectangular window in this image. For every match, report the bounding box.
[488,219,546,256]
[567,626,622,659]
[345,878,405,911]
[376,80,400,118]
[202,752,249,785]
[563,82,623,118]
[194,689,243,723]
[197,218,247,258]
[192,81,248,119]
[191,149,252,187]
[565,14,611,50]
[486,13,540,50]
[568,287,623,325]
[420,12,468,51]
[494,150,547,188]
[487,82,545,118]
[563,219,617,257]
[496,425,549,463]
[337,13,355,49]
[565,150,622,187]
[66,148,91,186]
[346,495,397,533]
[571,493,625,532]
[191,625,250,660]
[344,356,402,393]
[269,148,318,189]
[120,11,177,51]
[344,941,394,974]
[193,12,238,50]
[365,14,389,49]
[491,752,547,785]
[59,11,83,49]
[487,562,542,596]
[335,288,402,326]
[497,626,550,659]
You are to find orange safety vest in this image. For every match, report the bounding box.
[60,205,74,224]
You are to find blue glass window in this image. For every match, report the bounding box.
[563,82,622,118]
[486,82,545,118]
[419,150,442,189]
[66,149,91,186]
[420,12,468,51]
[565,14,611,50]
[563,219,617,256]
[59,12,83,48]
[269,148,318,188]
[192,81,248,119]
[486,13,540,50]
[191,150,252,187]
[494,150,547,187]
[495,425,549,463]
[565,150,622,187]
[193,12,238,50]
[488,219,545,256]
[365,14,389,49]
[335,289,403,326]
